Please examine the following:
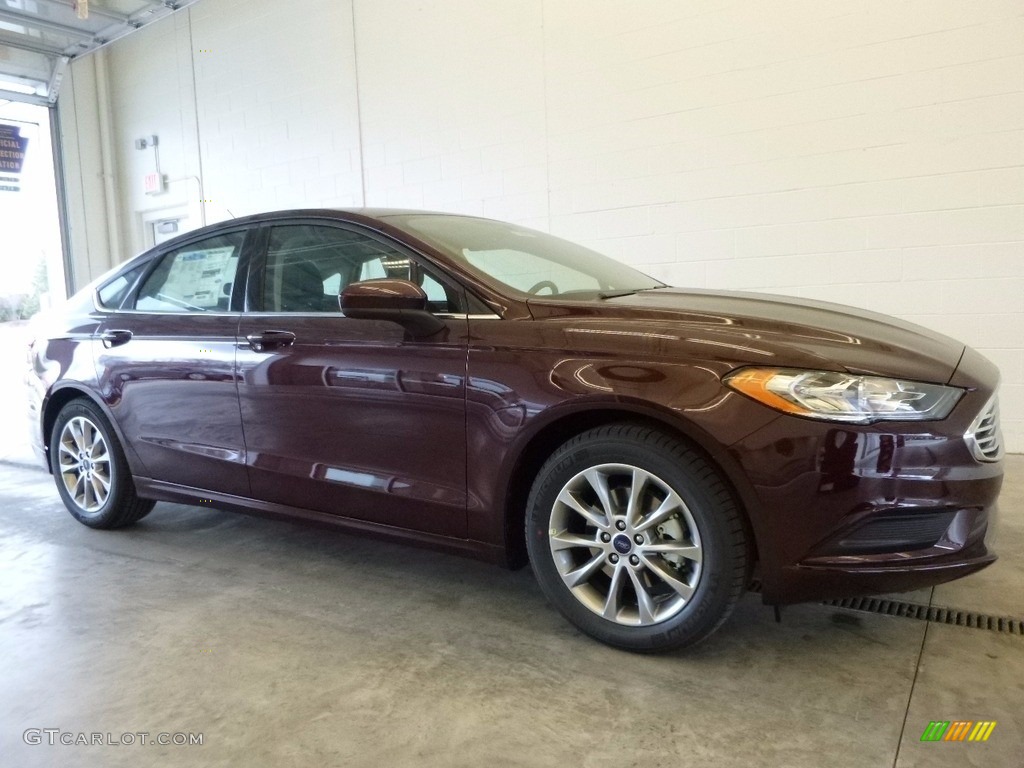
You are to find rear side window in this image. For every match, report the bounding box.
[135,232,245,312]
[96,262,147,310]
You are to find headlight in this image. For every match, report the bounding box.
[724,368,963,423]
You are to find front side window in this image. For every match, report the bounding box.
[259,224,459,313]
[135,232,245,312]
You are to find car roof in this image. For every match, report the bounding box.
[196,207,475,228]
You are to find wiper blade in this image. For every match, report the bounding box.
[597,285,666,300]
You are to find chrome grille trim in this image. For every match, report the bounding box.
[966,396,1003,462]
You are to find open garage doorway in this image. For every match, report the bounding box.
[0,101,64,316]
[0,100,63,467]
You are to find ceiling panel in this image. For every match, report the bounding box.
[0,0,201,106]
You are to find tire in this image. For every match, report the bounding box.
[50,398,155,529]
[525,423,748,653]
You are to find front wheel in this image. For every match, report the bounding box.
[525,424,748,652]
[50,399,155,529]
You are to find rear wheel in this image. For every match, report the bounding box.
[50,399,155,529]
[526,424,748,652]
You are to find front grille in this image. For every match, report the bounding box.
[966,396,1003,462]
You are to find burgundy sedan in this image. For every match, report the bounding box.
[27,209,1003,651]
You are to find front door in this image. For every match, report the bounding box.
[236,222,469,536]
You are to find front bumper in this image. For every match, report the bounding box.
[775,506,997,603]
[729,346,1003,605]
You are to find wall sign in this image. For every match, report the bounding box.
[0,123,29,193]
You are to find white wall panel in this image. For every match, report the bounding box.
[57,0,1024,449]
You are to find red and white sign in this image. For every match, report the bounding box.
[144,173,165,195]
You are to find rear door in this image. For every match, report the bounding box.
[94,228,253,495]
[236,220,469,536]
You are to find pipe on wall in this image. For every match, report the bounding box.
[93,48,122,270]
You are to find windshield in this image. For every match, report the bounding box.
[388,214,665,300]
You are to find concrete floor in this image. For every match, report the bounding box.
[1,457,1021,768]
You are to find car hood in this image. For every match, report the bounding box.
[528,287,965,384]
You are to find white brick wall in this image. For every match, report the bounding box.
[59,0,1024,450]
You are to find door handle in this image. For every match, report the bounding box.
[245,330,296,352]
[99,329,133,348]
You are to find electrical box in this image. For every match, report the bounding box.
[144,172,165,195]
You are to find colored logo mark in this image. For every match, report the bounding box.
[920,721,997,742]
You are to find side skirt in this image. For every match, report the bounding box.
[133,476,507,566]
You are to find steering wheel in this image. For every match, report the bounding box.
[527,280,558,295]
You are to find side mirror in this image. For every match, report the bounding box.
[340,279,445,337]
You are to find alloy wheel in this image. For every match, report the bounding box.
[548,463,703,626]
[57,416,112,513]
